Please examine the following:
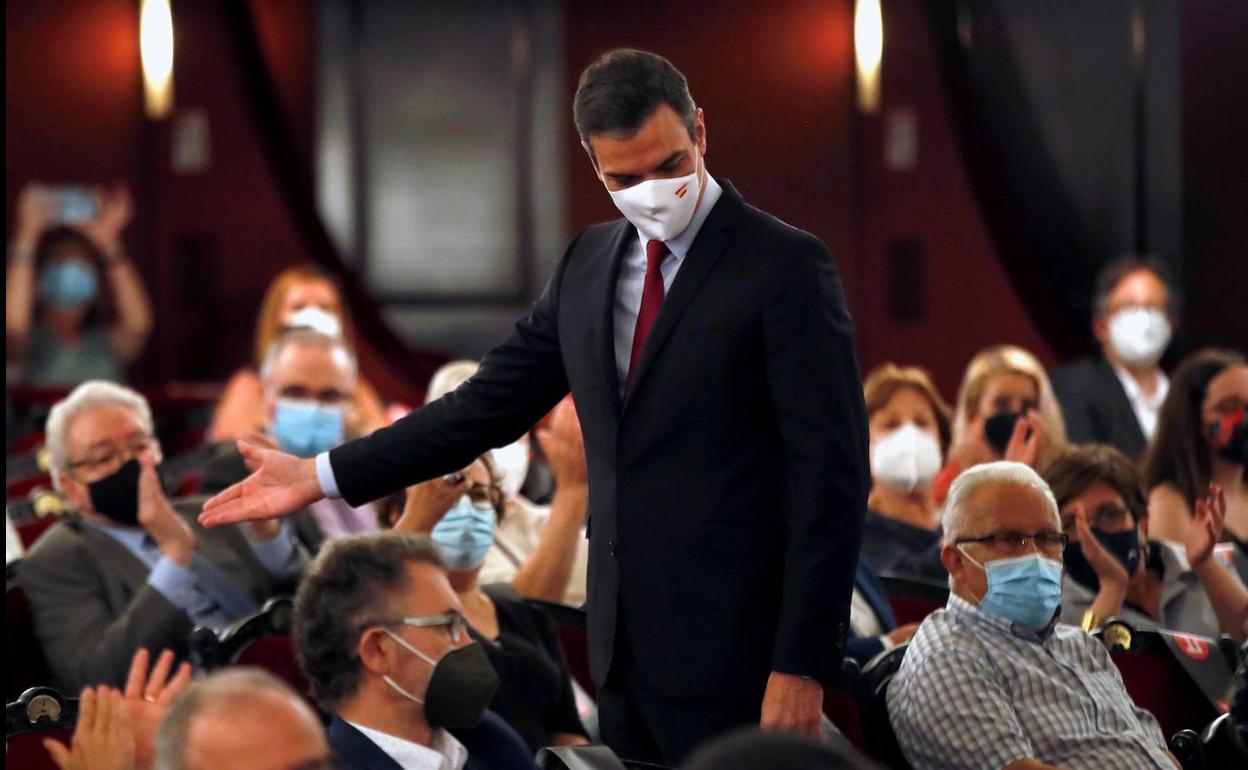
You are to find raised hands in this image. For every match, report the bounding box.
[1186,483,1227,569]
[1070,503,1131,588]
[199,436,323,528]
[75,184,133,255]
[43,687,136,770]
[121,647,192,769]
[537,397,587,490]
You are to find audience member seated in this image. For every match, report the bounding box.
[203,328,378,545]
[153,668,331,770]
[860,363,951,581]
[934,345,1068,506]
[209,264,387,442]
[1052,257,1175,460]
[21,381,307,691]
[6,183,152,386]
[846,554,919,665]
[1044,444,1231,638]
[1185,482,1248,642]
[418,360,588,605]
[888,461,1180,770]
[292,531,538,770]
[1143,348,1248,549]
[392,454,588,752]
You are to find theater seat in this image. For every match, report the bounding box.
[527,599,595,698]
[5,686,77,770]
[823,658,865,751]
[1095,620,1223,739]
[6,567,53,701]
[856,644,913,770]
[877,572,948,626]
[192,597,312,705]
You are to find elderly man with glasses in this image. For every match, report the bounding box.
[21,380,307,692]
[887,461,1180,770]
[292,530,536,770]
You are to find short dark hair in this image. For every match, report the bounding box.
[292,531,444,710]
[573,49,697,151]
[1143,348,1247,507]
[1041,444,1148,524]
[1093,255,1175,317]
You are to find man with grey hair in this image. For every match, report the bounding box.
[154,668,330,770]
[21,380,306,691]
[293,531,536,770]
[887,461,1179,770]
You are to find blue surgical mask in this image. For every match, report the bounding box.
[271,399,345,458]
[959,549,1063,630]
[431,496,496,570]
[39,260,98,308]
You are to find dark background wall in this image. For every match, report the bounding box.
[6,0,1245,403]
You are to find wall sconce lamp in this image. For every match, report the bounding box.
[140,0,174,118]
[854,0,883,113]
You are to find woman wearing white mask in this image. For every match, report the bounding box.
[416,361,590,606]
[392,454,590,753]
[859,364,953,581]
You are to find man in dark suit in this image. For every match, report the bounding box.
[294,532,536,770]
[203,49,869,763]
[1052,258,1175,460]
[22,381,306,691]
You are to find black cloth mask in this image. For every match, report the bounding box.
[1063,528,1142,592]
[983,411,1024,455]
[384,636,500,729]
[1208,409,1248,465]
[87,458,142,527]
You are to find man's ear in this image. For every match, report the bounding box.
[694,106,707,155]
[357,628,392,675]
[940,543,963,582]
[1092,313,1109,346]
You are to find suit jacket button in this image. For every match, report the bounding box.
[608,541,617,557]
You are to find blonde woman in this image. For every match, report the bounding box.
[209,265,387,441]
[932,345,1068,505]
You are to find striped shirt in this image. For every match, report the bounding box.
[887,594,1175,770]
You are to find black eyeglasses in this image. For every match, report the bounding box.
[954,530,1069,556]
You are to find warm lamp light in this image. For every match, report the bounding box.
[140,0,174,119]
[854,0,883,113]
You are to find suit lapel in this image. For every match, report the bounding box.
[621,182,744,416]
[327,717,405,770]
[595,221,634,413]
[1095,356,1147,448]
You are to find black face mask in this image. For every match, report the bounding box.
[1208,409,1248,465]
[87,458,143,527]
[1063,528,1142,592]
[983,411,1024,455]
[384,637,500,729]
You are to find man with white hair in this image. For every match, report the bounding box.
[887,461,1179,770]
[154,668,331,770]
[20,380,306,691]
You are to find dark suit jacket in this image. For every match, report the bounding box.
[20,496,306,691]
[327,714,537,770]
[329,181,870,697]
[845,556,897,664]
[1052,355,1148,460]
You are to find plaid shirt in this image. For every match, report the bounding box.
[887,594,1175,770]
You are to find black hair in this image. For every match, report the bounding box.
[573,49,697,152]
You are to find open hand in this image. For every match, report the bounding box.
[536,397,587,489]
[121,648,192,769]
[16,183,58,248]
[1186,483,1227,569]
[138,459,193,567]
[759,671,823,739]
[199,437,322,528]
[396,471,471,534]
[43,686,136,770]
[75,184,133,254]
[1003,410,1046,469]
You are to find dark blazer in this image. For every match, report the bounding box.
[20,496,305,691]
[327,714,537,770]
[329,181,870,696]
[1051,355,1148,460]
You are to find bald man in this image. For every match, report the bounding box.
[153,668,329,770]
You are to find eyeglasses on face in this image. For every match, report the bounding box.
[364,610,469,645]
[954,530,1069,556]
[66,435,157,481]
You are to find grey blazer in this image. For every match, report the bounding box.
[19,495,307,692]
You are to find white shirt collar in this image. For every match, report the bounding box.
[346,721,468,770]
[1111,362,1169,409]
[630,171,724,261]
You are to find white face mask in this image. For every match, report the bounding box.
[491,438,530,499]
[1107,306,1170,367]
[870,424,943,495]
[284,306,343,339]
[606,154,703,242]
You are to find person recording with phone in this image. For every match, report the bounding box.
[6,182,153,386]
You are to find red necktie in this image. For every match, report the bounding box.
[627,239,668,389]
